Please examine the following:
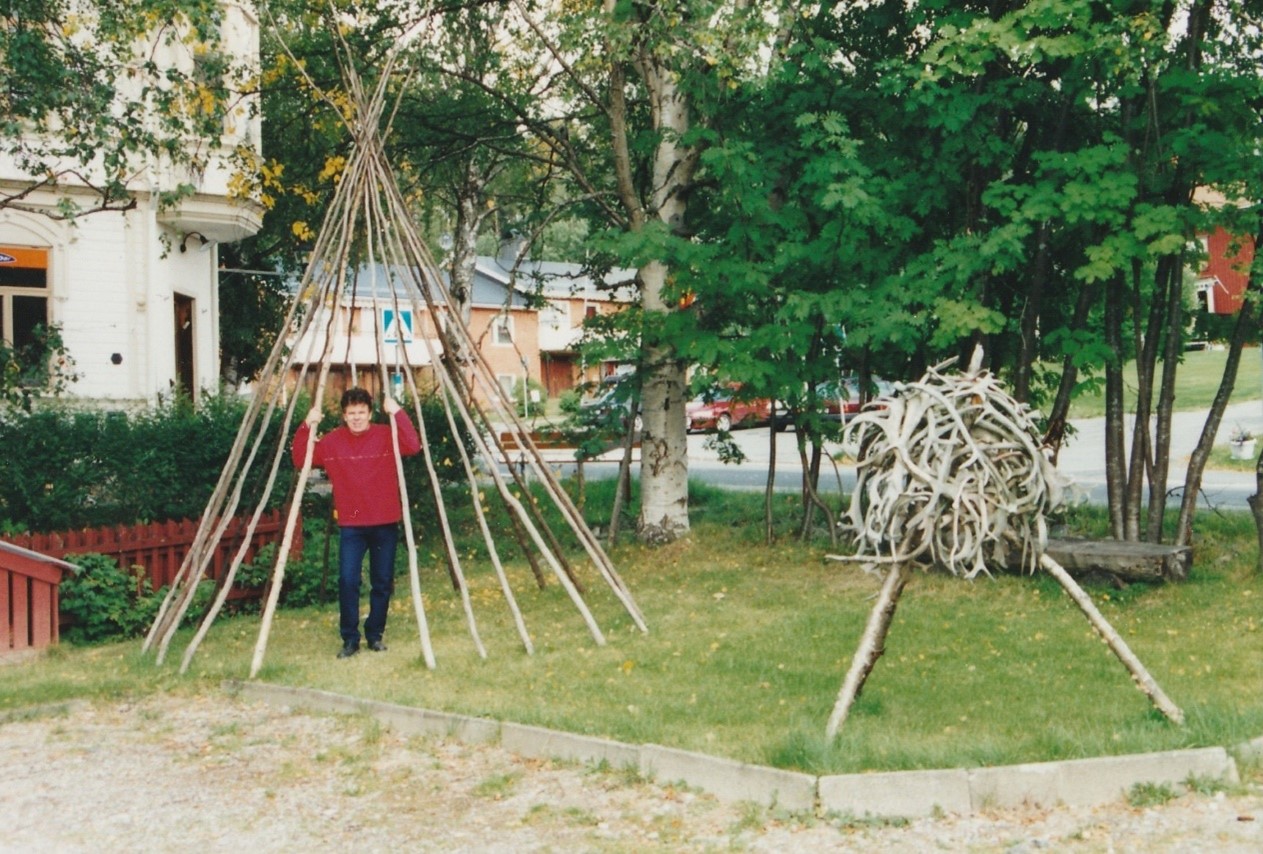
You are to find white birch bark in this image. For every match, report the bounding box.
[630,49,694,542]
[1041,553,1185,726]
[826,563,910,739]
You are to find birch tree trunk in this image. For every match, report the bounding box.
[638,261,691,542]
[1104,272,1128,540]
[448,162,486,331]
[606,18,698,543]
[1176,278,1260,546]
[1249,451,1263,575]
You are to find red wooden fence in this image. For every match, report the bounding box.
[1,541,74,655]
[1,509,302,605]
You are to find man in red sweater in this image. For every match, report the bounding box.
[292,388,422,658]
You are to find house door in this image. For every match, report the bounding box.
[541,353,576,398]
[174,294,195,401]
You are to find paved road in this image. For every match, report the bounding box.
[521,400,1263,511]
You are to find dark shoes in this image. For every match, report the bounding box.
[338,639,385,657]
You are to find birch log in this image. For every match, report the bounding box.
[826,562,911,739]
[1040,553,1185,726]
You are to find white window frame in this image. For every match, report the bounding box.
[0,246,51,348]
[492,314,514,346]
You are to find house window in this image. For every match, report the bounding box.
[539,300,567,331]
[492,315,513,346]
[0,246,50,356]
[497,374,517,400]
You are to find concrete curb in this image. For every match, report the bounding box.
[224,680,1243,818]
[1235,736,1263,765]
[639,743,817,811]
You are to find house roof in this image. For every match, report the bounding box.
[291,262,532,309]
[477,255,638,303]
[287,253,637,311]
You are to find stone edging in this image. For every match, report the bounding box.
[224,680,1244,818]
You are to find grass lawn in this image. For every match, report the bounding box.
[1067,346,1263,419]
[5,487,1261,778]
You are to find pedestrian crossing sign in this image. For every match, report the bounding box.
[383,308,413,343]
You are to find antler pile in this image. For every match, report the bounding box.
[825,356,1184,738]
[842,359,1064,577]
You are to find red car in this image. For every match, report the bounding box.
[686,387,774,433]
[816,376,894,423]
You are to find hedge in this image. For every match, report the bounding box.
[0,392,474,535]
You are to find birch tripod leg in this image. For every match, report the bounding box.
[826,562,910,739]
[1040,553,1184,726]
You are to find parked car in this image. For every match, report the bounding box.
[686,386,774,433]
[578,381,641,433]
[815,376,895,423]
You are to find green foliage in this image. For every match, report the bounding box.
[236,543,275,590]
[278,502,339,609]
[217,269,289,386]
[0,393,284,532]
[58,554,162,645]
[0,324,77,412]
[509,377,548,419]
[0,0,245,217]
[399,393,481,488]
[558,388,582,414]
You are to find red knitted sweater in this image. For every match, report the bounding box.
[292,410,422,527]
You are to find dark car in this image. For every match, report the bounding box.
[815,376,894,423]
[578,382,641,433]
[685,386,774,433]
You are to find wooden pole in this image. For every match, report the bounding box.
[826,562,910,739]
[1040,553,1185,726]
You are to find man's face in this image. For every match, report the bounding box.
[342,402,373,435]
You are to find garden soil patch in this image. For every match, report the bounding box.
[3,692,1261,852]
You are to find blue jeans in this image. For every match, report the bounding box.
[338,524,399,645]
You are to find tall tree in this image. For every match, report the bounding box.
[844,0,1263,544]
[500,0,790,542]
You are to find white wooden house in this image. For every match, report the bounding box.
[0,1,262,407]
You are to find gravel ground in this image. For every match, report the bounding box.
[3,692,1261,852]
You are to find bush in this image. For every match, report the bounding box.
[558,388,582,414]
[0,392,285,532]
[401,393,480,487]
[504,377,547,418]
[59,554,163,644]
[278,503,340,608]
[7,390,480,642]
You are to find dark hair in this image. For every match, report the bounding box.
[340,387,373,410]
